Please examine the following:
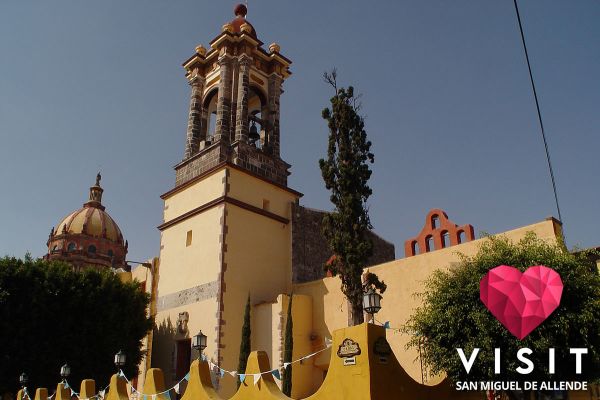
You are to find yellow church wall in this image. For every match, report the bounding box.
[217,203,294,398]
[157,205,224,296]
[162,168,227,222]
[226,167,299,219]
[293,218,561,387]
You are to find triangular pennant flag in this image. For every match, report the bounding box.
[252,374,260,385]
[184,373,190,381]
[164,392,171,400]
[99,390,105,398]
[271,369,281,380]
[283,362,290,369]
[239,374,246,383]
[152,395,156,400]
[228,370,238,378]
[383,321,390,329]
[325,337,332,346]
[219,369,225,378]
[174,383,180,394]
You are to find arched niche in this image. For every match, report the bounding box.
[248,86,268,149]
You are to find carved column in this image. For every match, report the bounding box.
[184,75,205,158]
[267,74,283,157]
[234,56,251,143]
[214,56,233,144]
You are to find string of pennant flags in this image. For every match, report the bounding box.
[25,337,333,400]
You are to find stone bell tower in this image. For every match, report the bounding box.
[175,3,292,187]
[154,5,300,398]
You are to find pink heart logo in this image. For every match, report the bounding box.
[480,265,563,340]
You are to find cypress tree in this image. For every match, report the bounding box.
[237,294,251,387]
[319,69,386,325]
[282,294,293,396]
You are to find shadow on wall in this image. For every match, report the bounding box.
[151,317,177,380]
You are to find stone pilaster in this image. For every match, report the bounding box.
[234,56,251,143]
[214,56,233,144]
[267,74,283,157]
[184,76,206,159]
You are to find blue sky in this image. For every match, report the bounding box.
[1,1,598,262]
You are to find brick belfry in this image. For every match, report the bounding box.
[153,4,301,398]
[176,4,292,187]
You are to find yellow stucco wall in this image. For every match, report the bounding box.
[155,164,300,398]
[217,168,299,397]
[293,218,562,387]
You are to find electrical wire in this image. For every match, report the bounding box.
[512,0,564,228]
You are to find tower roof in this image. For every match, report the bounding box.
[229,4,257,38]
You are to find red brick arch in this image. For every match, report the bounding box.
[404,209,475,257]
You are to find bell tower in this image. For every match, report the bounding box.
[176,3,292,187]
[154,5,300,397]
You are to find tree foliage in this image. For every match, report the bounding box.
[319,69,385,326]
[282,294,293,396]
[405,233,600,397]
[0,256,153,394]
[237,294,251,387]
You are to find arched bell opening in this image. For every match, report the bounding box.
[248,86,268,149]
[202,88,219,144]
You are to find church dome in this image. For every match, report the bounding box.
[54,205,124,244]
[45,174,128,271]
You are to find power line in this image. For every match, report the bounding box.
[512,0,564,227]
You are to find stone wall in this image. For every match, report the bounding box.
[291,204,395,283]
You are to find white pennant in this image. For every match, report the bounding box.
[152,395,157,400]
[253,374,261,385]
[228,370,238,378]
[283,362,290,369]
[325,337,333,346]
[174,383,180,395]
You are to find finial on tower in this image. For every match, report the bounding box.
[86,173,105,209]
[234,3,247,18]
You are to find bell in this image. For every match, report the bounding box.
[249,121,260,144]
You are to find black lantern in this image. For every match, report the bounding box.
[114,350,126,370]
[60,363,71,381]
[19,372,28,388]
[363,288,382,318]
[192,330,207,358]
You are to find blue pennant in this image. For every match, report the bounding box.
[271,369,281,380]
[383,321,390,329]
[184,373,190,381]
[239,374,246,383]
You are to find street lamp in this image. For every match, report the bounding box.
[19,372,28,388]
[60,363,71,382]
[192,330,207,359]
[114,350,126,371]
[363,288,382,322]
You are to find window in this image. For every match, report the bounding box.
[411,240,418,255]
[67,243,76,251]
[425,235,434,252]
[88,245,96,253]
[431,215,440,229]
[186,230,193,247]
[441,231,450,248]
[458,230,466,244]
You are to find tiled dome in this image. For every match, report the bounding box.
[45,174,128,271]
